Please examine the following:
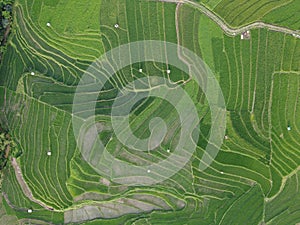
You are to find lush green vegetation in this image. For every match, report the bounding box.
[265,170,300,224]
[262,0,300,30]
[0,0,299,224]
[212,0,300,30]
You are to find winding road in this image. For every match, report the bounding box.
[159,0,300,37]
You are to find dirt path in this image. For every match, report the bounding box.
[1,24,11,46]
[0,24,11,62]
[2,192,26,212]
[11,157,55,211]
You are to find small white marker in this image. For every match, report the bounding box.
[114,24,119,28]
[220,171,224,174]
[28,209,33,213]
[31,72,35,75]
[287,126,291,131]
[47,151,52,156]
[167,149,170,153]
[46,22,51,27]
[147,169,151,173]
[139,68,143,72]
[167,69,171,74]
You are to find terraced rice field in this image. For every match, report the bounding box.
[211,0,300,30]
[0,0,299,224]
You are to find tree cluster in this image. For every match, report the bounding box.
[1,0,13,28]
[0,0,14,58]
[0,127,20,171]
